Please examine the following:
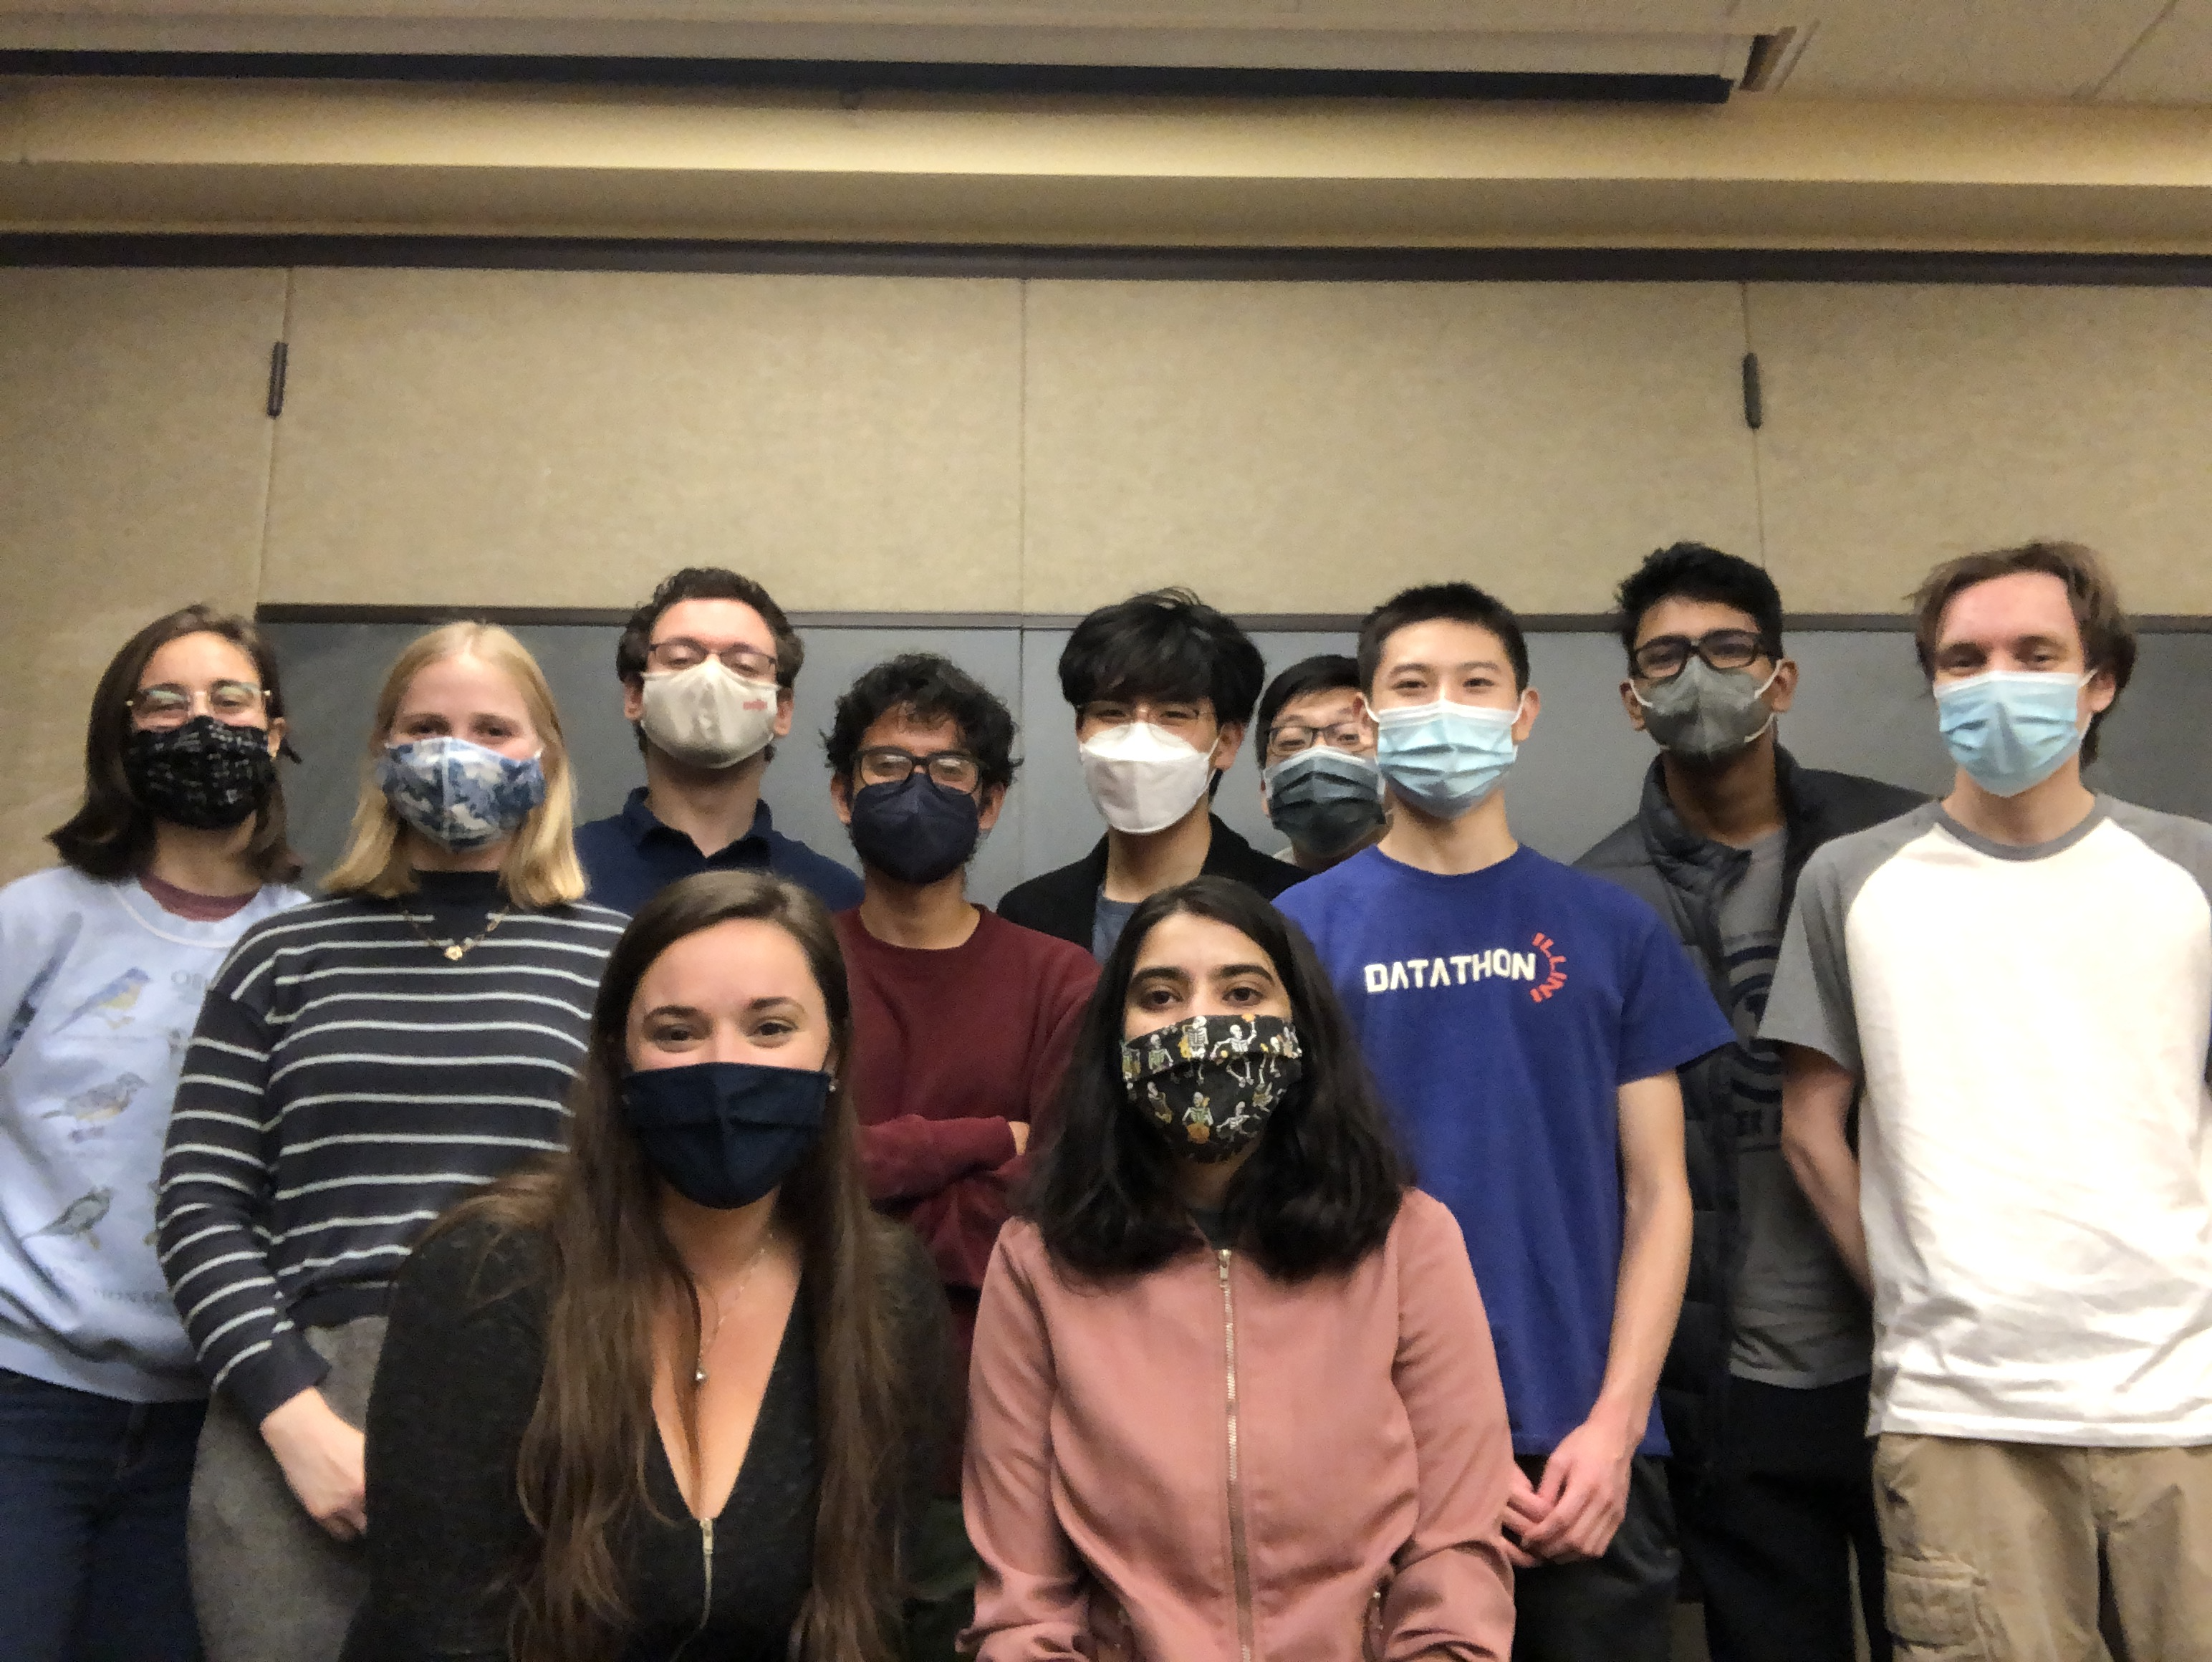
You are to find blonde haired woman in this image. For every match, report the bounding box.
[158,623,624,1662]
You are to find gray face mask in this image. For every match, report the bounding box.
[1263,747,1385,860]
[1632,657,1779,762]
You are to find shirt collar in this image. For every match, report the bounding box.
[620,787,776,852]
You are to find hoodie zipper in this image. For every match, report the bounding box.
[673,1517,715,1659]
[1217,1248,1256,1662]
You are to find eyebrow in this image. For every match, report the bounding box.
[1388,658,1504,676]
[1128,966,1191,988]
[1213,963,1279,984]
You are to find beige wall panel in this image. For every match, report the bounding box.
[261,269,1022,611]
[0,266,285,883]
[1749,284,2212,613]
[1021,280,1760,615]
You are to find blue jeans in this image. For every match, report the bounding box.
[0,1365,206,1662]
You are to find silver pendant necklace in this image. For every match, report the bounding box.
[693,1229,777,1387]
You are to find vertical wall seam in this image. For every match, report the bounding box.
[1014,276,1032,875]
[251,266,295,613]
[1016,276,1031,617]
[1740,279,1770,567]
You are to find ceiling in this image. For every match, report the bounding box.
[0,1,2207,105]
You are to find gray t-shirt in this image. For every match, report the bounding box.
[1092,892,1141,963]
[1721,830,1873,1388]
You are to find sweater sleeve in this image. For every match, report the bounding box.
[1381,1196,1517,1662]
[345,1220,544,1662]
[962,1230,1090,1661]
[158,938,327,1423]
[0,875,80,1070]
[858,1115,1019,1206]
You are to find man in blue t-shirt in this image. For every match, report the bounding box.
[1279,581,1730,1662]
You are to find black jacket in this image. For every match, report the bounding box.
[996,815,1304,951]
[1576,747,1923,1481]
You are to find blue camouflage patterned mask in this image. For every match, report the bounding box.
[376,736,547,851]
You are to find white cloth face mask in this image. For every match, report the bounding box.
[1079,721,1218,835]
[639,658,781,769]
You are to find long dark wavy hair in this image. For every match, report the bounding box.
[447,872,913,1662]
[48,604,302,883]
[1027,876,1408,1281]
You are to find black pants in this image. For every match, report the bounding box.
[1511,1453,1678,1662]
[1673,1375,1890,1662]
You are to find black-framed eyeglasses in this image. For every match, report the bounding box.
[857,747,984,792]
[647,638,780,683]
[1631,630,1775,681]
[129,681,268,729]
[1266,719,1368,760]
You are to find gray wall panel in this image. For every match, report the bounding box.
[265,623,2209,912]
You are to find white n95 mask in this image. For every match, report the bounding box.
[640,659,781,769]
[1079,722,1217,835]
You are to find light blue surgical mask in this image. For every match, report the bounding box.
[1370,693,1526,820]
[1934,670,2090,798]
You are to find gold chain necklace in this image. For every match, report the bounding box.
[693,1229,778,1386]
[398,901,511,961]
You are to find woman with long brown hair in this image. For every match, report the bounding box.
[1,605,304,1662]
[342,870,950,1662]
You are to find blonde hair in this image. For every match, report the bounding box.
[324,622,587,908]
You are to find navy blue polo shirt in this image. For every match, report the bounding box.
[575,788,863,917]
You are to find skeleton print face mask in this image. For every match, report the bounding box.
[1120,1014,1304,1164]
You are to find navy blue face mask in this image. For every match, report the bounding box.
[620,1061,830,1211]
[847,773,983,887]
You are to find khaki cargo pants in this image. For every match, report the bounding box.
[1872,1433,2212,1662]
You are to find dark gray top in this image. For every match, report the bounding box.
[1718,831,1870,1387]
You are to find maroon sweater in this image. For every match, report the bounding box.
[833,906,1098,1364]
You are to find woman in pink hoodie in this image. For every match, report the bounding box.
[964,877,1516,1662]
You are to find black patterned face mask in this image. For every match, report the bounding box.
[1120,1014,1304,1164]
[125,716,277,831]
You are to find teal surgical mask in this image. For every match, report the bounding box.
[1935,670,2090,797]
[1371,693,1526,820]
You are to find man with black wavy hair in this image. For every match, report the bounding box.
[998,589,1299,958]
[822,653,1098,1662]
[1579,541,1919,1662]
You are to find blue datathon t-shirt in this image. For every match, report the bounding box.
[1279,842,1733,1456]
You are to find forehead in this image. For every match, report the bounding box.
[1377,618,1511,673]
[1273,686,1362,727]
[1130,911,1272,976]
[632,917,822,1013]
[140,630,257,688]
[1634,596,1762,646]
[398,650,532,714]
[655,597,774,650]
[1936,571,2080,648]
[859,706,966,752]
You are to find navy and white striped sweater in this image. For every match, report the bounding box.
[157,875,623,1421]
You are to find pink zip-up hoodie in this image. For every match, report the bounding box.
[963,1188,1515,1661]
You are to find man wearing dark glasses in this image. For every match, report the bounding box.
[1578,542,1920,1662]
